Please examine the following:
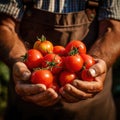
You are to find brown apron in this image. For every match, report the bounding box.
[5,4,116,120]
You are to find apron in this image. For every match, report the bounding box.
[5,2,116,120]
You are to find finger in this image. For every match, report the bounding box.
[39,88,60,106]
[60,84,93,102]
[23,88,59,107]
[13,62,31,81]
[72,79,104,93]
[88,59,107,77]
[60,87,80,103]
[15,83,46,96]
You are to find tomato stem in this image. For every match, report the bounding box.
[69,47,79,56]
[37,35,46,42]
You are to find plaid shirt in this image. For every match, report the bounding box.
[0,0,120,21]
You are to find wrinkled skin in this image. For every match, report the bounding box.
[59,58,107,103]
[13,62,60,107]
[13,58,107,104]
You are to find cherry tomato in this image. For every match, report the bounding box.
[23,49,43,70]
[33,35,53,55]
[51,76,60,93]
[31,69,54,88]
[81,69,94,82]
[53,45,66,56]
[80,53,95,69]
[64,54,84,72]
[65,40,86,55]
[41,53,63,74]
[59,71,77,86]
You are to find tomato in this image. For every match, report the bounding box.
[41,53,63,74]
[51,76,60,92]
[33,35,53,55]
[64,54,84,72]
[59,71,77,86]
[81,69,94,82]
[31,69,54,88]
[80,54,95,69]
[53,45,66,56]
[23,49,43,70]
[65,40,86,55]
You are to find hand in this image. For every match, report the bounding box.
[59,58,107,103]
[13,62,60,107]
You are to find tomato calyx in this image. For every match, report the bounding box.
[68,47,79,56]
[21,53,27,62]
[44,57,62,71]
[37,35,46,42]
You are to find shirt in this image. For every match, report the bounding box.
[0,0,120,21]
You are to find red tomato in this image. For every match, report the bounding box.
[51,81,60,92]
[53,45,66,56]
[41,53,63,74]
[81,69,94,82]
[64,54,84,72]
[33,35,53,55]
[31,69,53,88]
[65,40,86,55]
[23,49,43,70]
[80,54,95,69]
[59,71,77,86]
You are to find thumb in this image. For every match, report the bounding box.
[13,62,31,81]
[88,59,107,77]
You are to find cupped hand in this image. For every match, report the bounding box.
[13,61,60,107]
[59,58,107,103]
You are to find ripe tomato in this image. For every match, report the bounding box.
[65,40,86,55]
[64,54,84,72]
[59,71,77,86]
[51,77,60,93]
[53,45,66,56]
[81,69,94,82]
[31,69,53,88]
[80,54,95,69]
[33,35,53,55]
[41,53,63,74]
[23,49,43,70]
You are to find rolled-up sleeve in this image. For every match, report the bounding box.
[0,0,24,21]
[98,0,120,20]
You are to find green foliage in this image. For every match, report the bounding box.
[0,61,10,115]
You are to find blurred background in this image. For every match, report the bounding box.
[0,61,10,120]
[0,59,120,120]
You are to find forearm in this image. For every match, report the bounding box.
[88,19,120,69]
[0,14,27,67]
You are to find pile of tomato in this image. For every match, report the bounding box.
[22,35,95,92]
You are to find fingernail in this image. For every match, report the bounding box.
[73,81,78,86]
[89,68,96,77]
[66,86,71,91]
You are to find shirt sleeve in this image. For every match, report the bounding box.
[98,0,120,20]
[0,0,24,21]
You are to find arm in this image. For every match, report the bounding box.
[89,19,120,69]
[59,18,120,103]
[0,14,27,67]
[0,13,59,107]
